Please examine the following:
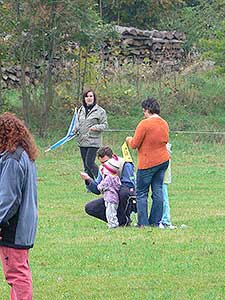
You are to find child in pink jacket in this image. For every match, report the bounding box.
[97,158,121,228]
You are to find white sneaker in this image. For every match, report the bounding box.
[108,224,118,229]
[158,223,165,229]
[167,224,177,230]
[180,224,187,229]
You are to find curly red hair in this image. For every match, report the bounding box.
[0,112,38,161]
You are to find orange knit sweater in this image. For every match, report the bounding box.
[128,115,170,169]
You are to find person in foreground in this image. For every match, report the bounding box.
[80,146,135,226]
[97,160,121,228]
[126,97,169,227]
[74,89,108,180]
[0,112,38,300]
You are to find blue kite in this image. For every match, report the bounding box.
[45,109,77,152]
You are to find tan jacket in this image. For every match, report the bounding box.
[74,104,108,147]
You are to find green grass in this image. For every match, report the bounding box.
[0,133,225,299]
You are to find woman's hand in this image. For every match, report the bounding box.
[126,136,132,145]
[89,126,97,131]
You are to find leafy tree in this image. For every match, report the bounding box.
[96,0,183,29]
[200,21,225,74]
[0,1,17,106]
[0,0,110,133]
[158,0,225,53]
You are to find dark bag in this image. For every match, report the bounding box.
[118,186,136,226]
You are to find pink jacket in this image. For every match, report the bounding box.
[97,175,121,204]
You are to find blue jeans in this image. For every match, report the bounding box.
[161,184,171,225]
[136,160,169,226]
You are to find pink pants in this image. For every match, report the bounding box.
[0,246,33,300]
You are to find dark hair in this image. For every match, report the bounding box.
[97,146,113,158]
[82,89,96,106]
[141,97,160,115]
[0,112,38,161]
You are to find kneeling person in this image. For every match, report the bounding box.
[80,146,135,226]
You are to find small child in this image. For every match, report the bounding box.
[97,158,121,228]
[159,143,176,229]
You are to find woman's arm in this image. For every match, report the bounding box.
[90,109,108,132]
[0,159,24,226]
[126,121,146,149]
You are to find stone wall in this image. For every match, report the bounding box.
[1,26,186,89]
[103,25,185,68]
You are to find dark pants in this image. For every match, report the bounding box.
[80,147,99,179]
[85,185,135,226]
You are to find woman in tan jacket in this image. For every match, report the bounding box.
[74,89,108,179]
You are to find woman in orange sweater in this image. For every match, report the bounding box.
[126,97,169,227]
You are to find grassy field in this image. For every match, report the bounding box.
[0,132,224,299]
